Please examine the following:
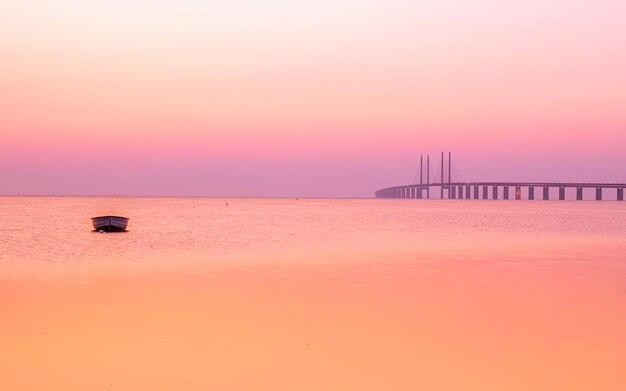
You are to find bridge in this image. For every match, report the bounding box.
[375,152,626,201]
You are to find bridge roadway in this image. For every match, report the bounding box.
[375,182,626,201]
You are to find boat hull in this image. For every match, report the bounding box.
[91,216,129,232]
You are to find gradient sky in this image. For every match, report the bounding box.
[1,0,625,196]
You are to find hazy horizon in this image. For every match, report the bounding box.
[2,150,625,197]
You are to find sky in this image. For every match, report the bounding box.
[1,0,625,197]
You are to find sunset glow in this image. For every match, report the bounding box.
[2,0,625,195]
[2,4,626,387]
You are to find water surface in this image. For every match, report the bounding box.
[1,197,625,390]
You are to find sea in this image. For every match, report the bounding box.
[1,196,625,390]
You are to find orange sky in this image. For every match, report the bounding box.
[1,0,625,196]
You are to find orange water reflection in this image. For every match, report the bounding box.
[1,198,625,390]
[3,253,625,390]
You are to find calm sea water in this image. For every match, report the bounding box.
[1,197,625,390]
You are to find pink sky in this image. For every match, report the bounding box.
[1,0,625,196]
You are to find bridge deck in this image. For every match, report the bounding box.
[375,182,626,200]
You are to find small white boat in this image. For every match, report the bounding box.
[91,216,129,232]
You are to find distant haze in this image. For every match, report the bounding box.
[2,0,625,197]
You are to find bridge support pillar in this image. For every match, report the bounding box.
[596,187,602,201]
[528,186,535,200]
[618,188,624,201]
[466,186,471,199]
[451,186,456,199]
[473,186,479,199]
[543,186,549,200]
[482,186,488,199]
[458,186,463,199]
[515,186,521,200]
[559,187,565,200]
[492,186,498,200]
[417,187,422,199]
[503,186,509,200]
[576,187,583,200]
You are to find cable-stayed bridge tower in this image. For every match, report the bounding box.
[375,152,625,201]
